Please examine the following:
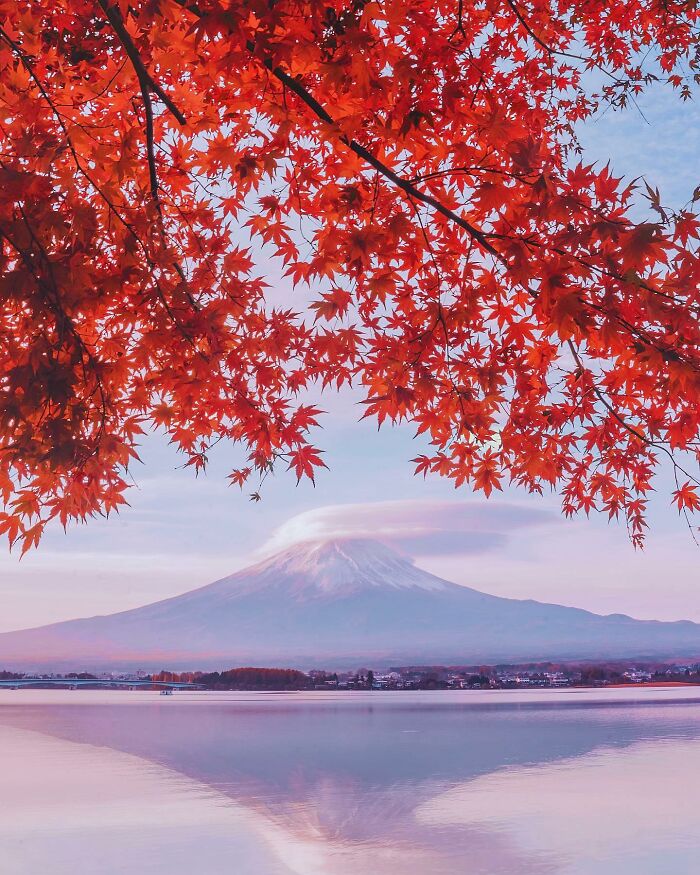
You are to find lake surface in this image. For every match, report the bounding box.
[1,688,700,874]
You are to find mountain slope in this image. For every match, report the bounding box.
[1,538,700,669]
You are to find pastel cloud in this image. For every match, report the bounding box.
[260,499,559,558]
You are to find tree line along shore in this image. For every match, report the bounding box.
[4,662,700,691]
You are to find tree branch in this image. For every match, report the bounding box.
[250,40,501,259]
[97,0,186,126]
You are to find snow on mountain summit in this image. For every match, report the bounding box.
[214,537,454,599]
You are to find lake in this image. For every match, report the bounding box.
[1,687,700,874]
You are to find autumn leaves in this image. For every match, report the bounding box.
[0,0,698,551]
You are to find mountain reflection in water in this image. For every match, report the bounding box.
[1,689,700,874]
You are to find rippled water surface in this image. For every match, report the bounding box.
[2,687,700,874]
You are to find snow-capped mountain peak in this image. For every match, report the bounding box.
[226,537,453,598]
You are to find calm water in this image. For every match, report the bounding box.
[1,688,700,874]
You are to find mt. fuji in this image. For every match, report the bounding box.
[1,537,700,670]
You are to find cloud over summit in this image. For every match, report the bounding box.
[261,499,558,558]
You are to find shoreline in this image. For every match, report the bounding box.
[4,685,700,705]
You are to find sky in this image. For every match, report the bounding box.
[0,79,698,633]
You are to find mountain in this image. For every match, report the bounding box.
[2,537,700,670]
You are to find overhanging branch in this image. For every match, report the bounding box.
[97,0,186,126]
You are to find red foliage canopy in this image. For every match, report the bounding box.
[0,0,699,551]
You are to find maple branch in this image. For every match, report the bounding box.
[505,0,558,56]
[504,0,624,86]
[262,31,699,355]
[97,0,188,247]
[92,15,199,309]
[5,19,203,340]
[138,76,160,207]
[502,230,700,366]
[172,2,499,259]
[223,27,698,410]
[179,4,665,352]
[0,27,138,241]
[96,0,186,126]
[253,46,501,259]
[244,29,696,375]
[566,340,700,501]
[0,218,110,459]
[0,24,203,360]
[505,0,657,130]
[449,0,467,42]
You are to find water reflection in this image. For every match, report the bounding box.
[417,737,700,874]
[1,690,700,874]
[0,724,293,875]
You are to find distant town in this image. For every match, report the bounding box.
[3,661,700,690]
